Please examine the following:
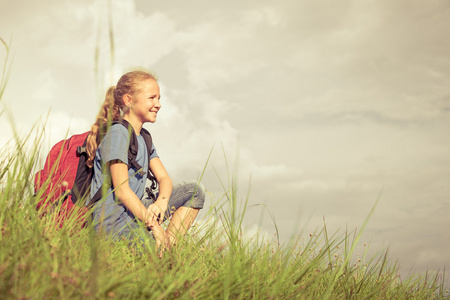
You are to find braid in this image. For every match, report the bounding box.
[85,70,158,168]
[86,86,118,167]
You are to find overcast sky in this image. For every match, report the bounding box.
[1,0,449,284]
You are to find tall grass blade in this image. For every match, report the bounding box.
[0,37,13,104]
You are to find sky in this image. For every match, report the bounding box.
[1,0,449,285]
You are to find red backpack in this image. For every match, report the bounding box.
[34,120,156,227]
[34,131,89,227]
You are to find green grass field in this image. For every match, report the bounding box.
[0,131,448,299]
[1,37,448,300]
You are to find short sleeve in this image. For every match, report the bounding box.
[100,124,130,164]
[149,143,159,160]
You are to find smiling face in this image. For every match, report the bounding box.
[130,78,161,124]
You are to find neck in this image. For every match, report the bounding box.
[123,115,143,136]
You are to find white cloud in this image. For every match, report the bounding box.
[1,0,450,286]
[112,10,179,72]
[240,6,286,28]
[33,71,58,104]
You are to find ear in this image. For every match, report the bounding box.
[122,94,133,108]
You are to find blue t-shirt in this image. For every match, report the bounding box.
[89,124,158,232]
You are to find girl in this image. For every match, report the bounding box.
[85,70,205,250]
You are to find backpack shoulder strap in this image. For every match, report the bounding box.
[140,127,158,200]
[67,132,92,205]
[83,121,154,207]
[112,119,146,176]
[140,127,154,159]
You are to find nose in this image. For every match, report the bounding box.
[154,98,161,110]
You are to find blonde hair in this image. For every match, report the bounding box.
[85,71,157,167]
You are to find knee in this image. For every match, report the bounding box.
[185,180,206,209]
[196,182,206,203]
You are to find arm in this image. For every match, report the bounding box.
[147,157,173,226]
[109,160,148,222]
[110,160,167,250]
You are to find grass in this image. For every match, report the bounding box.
[1,123,449,299]
[1,39,449,300]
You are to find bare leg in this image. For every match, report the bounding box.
[166,207,199,247]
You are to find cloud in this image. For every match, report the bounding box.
[1,0,450,286]
[240,6,286,28]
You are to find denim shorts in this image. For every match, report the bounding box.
[142,180,206,220]
[117,180,206,244]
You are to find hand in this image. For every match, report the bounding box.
[145,201,167,227]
